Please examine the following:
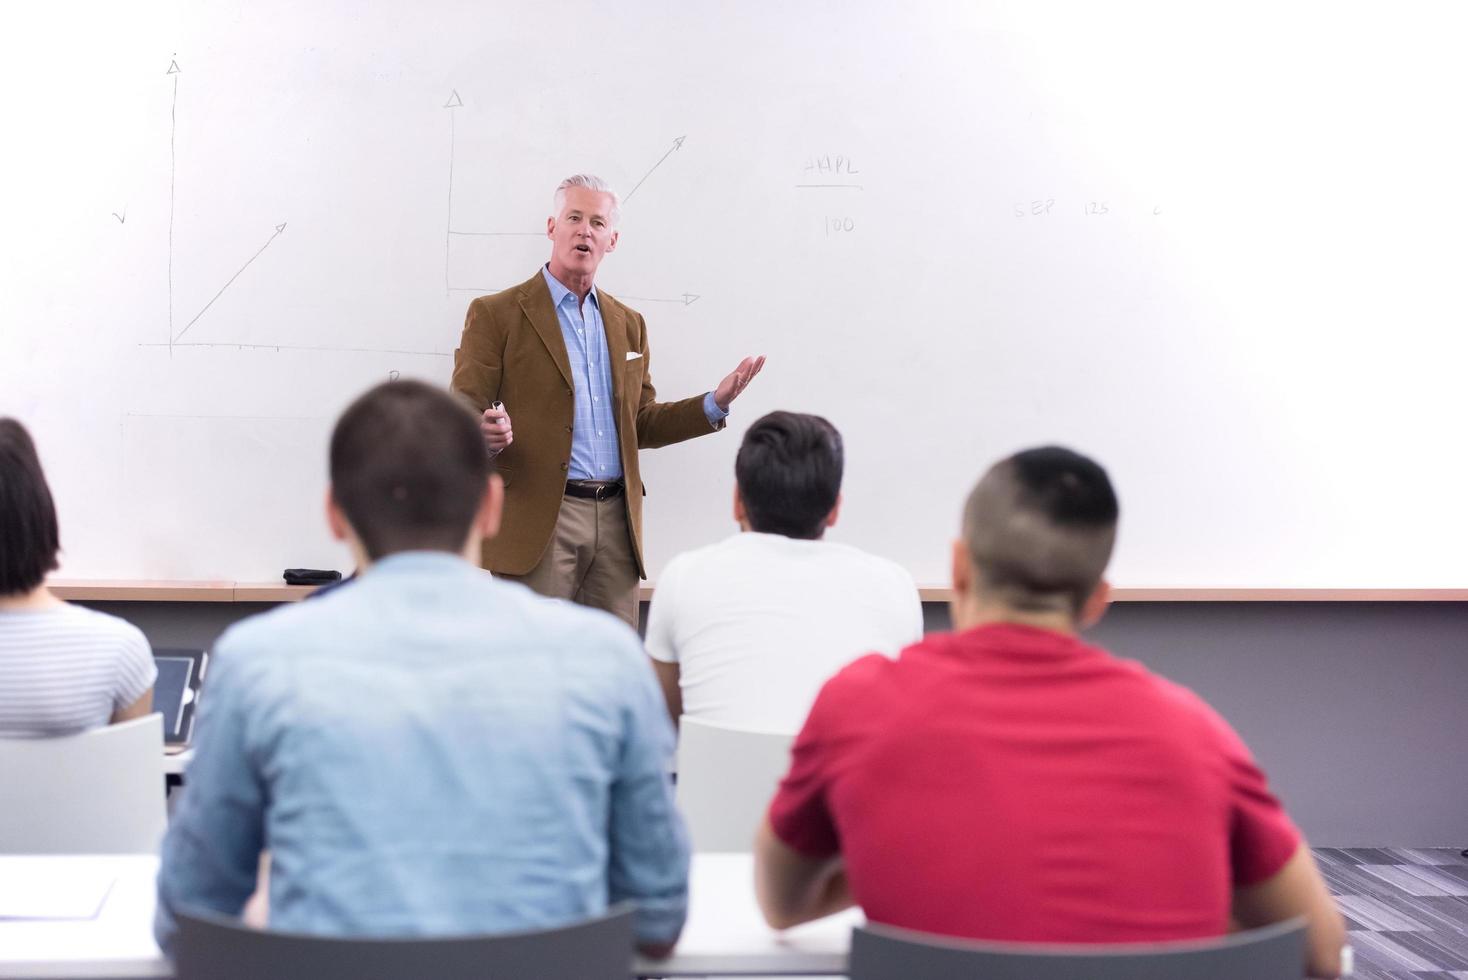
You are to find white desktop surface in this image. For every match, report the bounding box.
[161,750,193,776]
[0,855,166,978]
[638,852,858,976]
[0,852,857,978]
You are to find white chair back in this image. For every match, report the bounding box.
[675,716,795,852]
[0,714,166,854]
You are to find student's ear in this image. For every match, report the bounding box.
[734,487,757,531]
[477,474,505,540]
[950,539,972,596]
[1079,578,1113,629]
[824,493,842,529]
[325,485,351,542]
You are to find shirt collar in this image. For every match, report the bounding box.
[362,550,475,578]
[542,264,600,311]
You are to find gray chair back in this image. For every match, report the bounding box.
[173,904,635,980]
[849,918,1306,980]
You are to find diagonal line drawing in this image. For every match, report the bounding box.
[625,135,686,202]
[159,56,291,348]
[172,224,287,343]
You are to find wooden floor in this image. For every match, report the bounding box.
[1316,847,1468,978]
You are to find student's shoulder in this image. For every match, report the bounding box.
[501,583,646,664]
[52,603,150,652]
[208,584,370,671]
[1111,654,1245,746]
[664,535,746,573]
[209,601,306,666]
[531,600,656,702]
[813,649,903,715]
[653,536,747,592]
[825,541,918,587]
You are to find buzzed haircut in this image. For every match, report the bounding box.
[0,418,62,596]
[735,411,843,541]
[329,380,492,559]
[962,446,1119,615]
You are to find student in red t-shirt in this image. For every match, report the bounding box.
[754,446,1345,978]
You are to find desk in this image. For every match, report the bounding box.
[0,853,857,979]
[0,855,163,979]
[161,750,192,777]
[638,853,856,976]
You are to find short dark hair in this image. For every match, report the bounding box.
[734,411,843,540]
[961,446,1119,615]
[0,419,62,596]
[329,380,492,559]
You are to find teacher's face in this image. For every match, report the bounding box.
[547,186,619,282]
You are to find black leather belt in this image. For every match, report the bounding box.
[565,480,624,501]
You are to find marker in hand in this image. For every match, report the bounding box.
[482,400,513,454]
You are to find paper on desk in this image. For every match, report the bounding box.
[0,864,115,920]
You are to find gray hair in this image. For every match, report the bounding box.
[553,174,622,227]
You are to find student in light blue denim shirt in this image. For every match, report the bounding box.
[155,380,688,957]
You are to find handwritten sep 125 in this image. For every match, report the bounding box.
[1015,199,1164,217]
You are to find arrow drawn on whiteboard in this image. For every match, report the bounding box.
[624,135,686,202]
[167,55,180,344]
[172,223,288,343]
[618,293,701,307]
[444,90,462,295]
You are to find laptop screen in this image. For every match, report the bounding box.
[153,656,195,741]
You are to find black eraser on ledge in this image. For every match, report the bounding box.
[283,568,343,586]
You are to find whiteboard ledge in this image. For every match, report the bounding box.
[917,587,1468,603]
[48,580,315,603]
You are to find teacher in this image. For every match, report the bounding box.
[450,174,763,627]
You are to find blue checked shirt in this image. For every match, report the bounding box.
[541,266,726,481]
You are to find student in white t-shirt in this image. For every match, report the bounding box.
[645,411,922,732]
[0,419,155,736]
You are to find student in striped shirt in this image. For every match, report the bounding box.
[0,419,154,736]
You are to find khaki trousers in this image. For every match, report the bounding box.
[498,493,640,629]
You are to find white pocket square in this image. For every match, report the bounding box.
[625,351,643,361]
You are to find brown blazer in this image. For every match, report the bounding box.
[450,271,720,578]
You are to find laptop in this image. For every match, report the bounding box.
[151,648,208,750]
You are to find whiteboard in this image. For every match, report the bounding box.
[3,1,1466,587]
